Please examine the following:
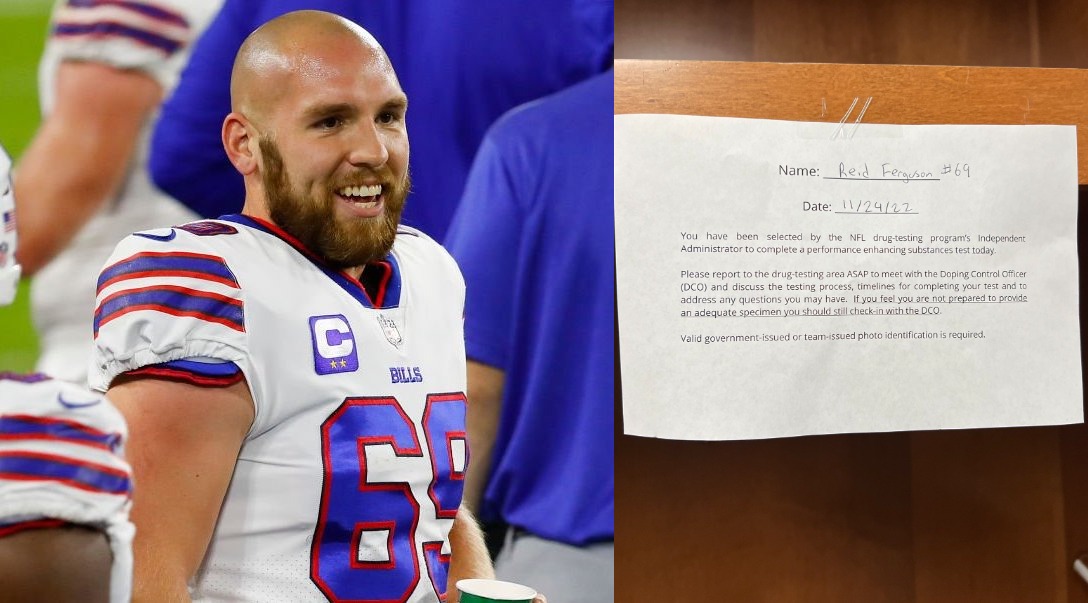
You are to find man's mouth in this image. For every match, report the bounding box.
[337,184,382,204]
[336,184,384,216]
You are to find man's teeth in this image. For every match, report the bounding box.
[338,184,382,198]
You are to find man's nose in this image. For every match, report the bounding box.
[346,121,390,167]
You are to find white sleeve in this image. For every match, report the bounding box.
[90,230,250,392]
[47,0,215,88]
[0,375,133,603]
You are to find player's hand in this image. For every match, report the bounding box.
[533,595,547,603]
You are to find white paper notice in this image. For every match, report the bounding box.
[616,115,1081,440]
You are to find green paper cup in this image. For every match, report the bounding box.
[456,578,537,603]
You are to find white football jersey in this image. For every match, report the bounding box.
[0,373,133,603]
[32,0,221,384]
[91,216,468,602]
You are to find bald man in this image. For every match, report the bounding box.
[89,11,498,602]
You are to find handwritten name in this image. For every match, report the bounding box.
[835,162,937,182]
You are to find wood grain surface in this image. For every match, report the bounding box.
[617,59,1088,183]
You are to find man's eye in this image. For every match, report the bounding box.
[377,112,398,125]
[317,116,343,129]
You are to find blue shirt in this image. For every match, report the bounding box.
[150,0,613,241]
[445,71,614,545]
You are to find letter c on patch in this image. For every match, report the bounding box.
[314,317,354,358]
[309,314,359,375]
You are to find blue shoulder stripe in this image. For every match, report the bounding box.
[0,373,50,384]
[98,251,239,293]
[0,452,130,495]
[94,285,244,336]
[66,0,190,28]
[0,416,121,452]
[53,22,183,55]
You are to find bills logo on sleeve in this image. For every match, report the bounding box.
[309,315,359,375]
[178,221,238,236]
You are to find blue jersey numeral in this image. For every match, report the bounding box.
[311,394,467,602]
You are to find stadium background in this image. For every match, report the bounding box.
[0,0,49,372]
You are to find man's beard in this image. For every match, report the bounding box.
[261,137,408,269]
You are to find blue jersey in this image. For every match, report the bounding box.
[150,0,613,241]
[444,71,615,545]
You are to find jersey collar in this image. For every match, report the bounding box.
[219,214,402,309]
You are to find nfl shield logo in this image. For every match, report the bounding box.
[376,314,402,348]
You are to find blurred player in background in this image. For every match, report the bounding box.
[150,0,613,241]
[446,70,615,602]
[15,0,221,384]
[91,12,522,602]
[0,143,134,603]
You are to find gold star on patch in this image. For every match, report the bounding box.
[338,360,348,368]
[329,360,338,369]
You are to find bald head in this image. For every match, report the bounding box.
[221,9,410,267]
[230,10,394,126]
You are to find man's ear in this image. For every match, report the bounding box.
[222,112,260,175]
